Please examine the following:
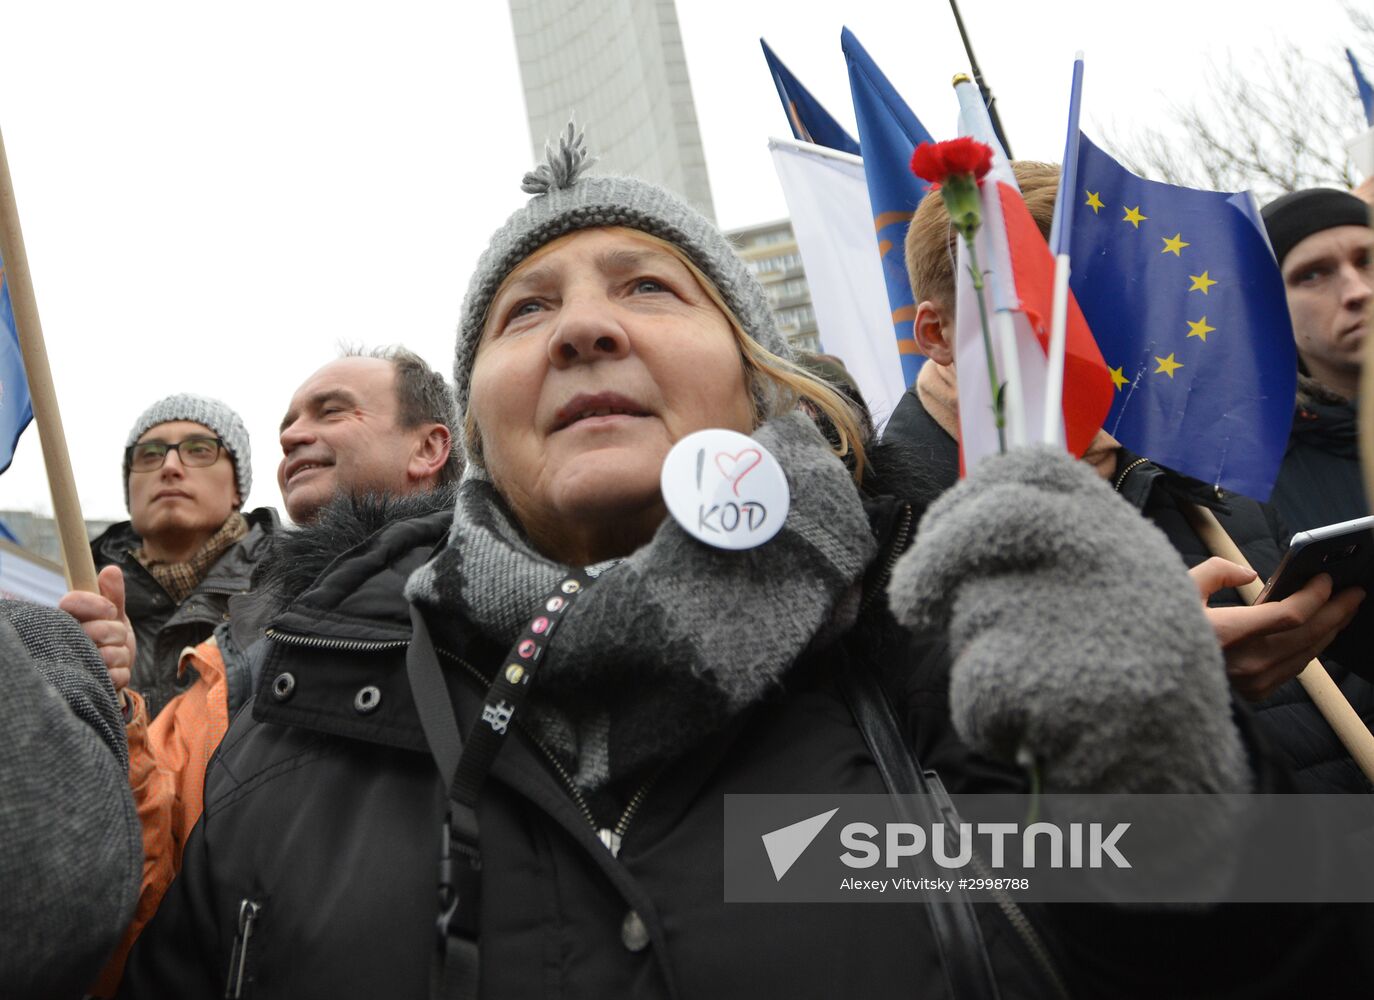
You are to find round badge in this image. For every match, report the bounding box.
[660,428,790,551]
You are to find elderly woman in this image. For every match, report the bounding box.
[114,129,1360,1000]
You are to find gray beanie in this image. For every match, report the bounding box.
[454,122,792,445]
[123,393,251,508]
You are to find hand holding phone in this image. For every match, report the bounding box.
[1257,516,1374,605]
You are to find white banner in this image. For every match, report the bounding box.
[769,138,907,430]
[0,540,66,606]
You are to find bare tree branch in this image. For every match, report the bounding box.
[1097,14,1371,197]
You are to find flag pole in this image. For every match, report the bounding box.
[1184,503,1374,784]
[1044,54,1086,446]
[946,0,1013,158]
[0,126,98,594]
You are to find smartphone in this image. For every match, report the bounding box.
[1257,515,1374,604]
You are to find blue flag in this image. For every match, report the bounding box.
[1069,135,1296,501]
[0,252,32,474]
[760,39,861,155]
[841,28,934,386]
[1347,49,1374,127]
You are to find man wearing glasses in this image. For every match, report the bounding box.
[86,395,277,718]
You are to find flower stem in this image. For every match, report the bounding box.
[962,232,1006,453]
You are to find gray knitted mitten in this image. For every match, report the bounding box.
[888,446,1249,794]
[0,601,140,999]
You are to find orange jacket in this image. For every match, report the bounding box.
[91,636,230,997]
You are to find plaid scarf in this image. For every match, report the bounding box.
[406,412,877,791]
[136,513,248,603]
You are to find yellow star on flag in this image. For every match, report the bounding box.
[1085,191,1105,213]
[1188,270,1217,294]
[1160,233,1190,256]
[1123,205,1147,228]
[1154,353,1183,378]
[1186,316,1215,341]
[1109,366,1129,390]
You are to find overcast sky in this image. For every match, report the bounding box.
[0,0,1361,522]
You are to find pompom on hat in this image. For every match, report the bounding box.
[453,120,793,457]
[122,393,251,509]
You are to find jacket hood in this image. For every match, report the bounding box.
[1292,374,1358,460]
[255,487,456,626]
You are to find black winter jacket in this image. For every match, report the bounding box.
[120,492,1373,999]
[91,507,278,717]
[1269,377,1367,533]
[883,388,1374,793]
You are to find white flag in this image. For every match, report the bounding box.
[769,137,906,430]
[1349,125,1374,180]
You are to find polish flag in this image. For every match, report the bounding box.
[951,80,1112,474]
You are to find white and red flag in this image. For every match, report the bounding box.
[947,79,1112,474]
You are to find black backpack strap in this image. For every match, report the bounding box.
[406,571,594,1000]
[837,658,1002,1000]
[407,605,482,1000]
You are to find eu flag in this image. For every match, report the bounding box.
[841,28,934,386]
[1347,49,1374,127]
[0,251,32,474]
[1069,135,1296,501]
[760,39,860,155]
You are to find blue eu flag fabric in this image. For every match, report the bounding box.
[0,252,32,474]
[760,39,861,155]
[841,28,933,386]
[1347,49,1374,127]
[1069,135,1295,501]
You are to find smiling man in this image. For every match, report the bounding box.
[277,351,460,524]
[1263,188,1374,531]
[85,395,277,717]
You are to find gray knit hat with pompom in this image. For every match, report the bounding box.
[454,121,792,437]
[122,393,251,508]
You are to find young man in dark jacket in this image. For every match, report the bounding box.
[76,395,277,718]
[1260,188,1373,532]
[884,162,1373,792]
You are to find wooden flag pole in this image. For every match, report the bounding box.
[0,126,97,593]
[1184,502,1374,783]
[1358,202,1374,515]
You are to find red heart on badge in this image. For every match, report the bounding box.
[715,449,762,497]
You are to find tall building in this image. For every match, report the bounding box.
[508,0,716,220]
[727,219,819,354]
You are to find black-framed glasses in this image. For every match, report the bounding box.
[127,436,225,473]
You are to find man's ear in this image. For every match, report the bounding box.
[408,424,452,484]
[913,299,955,366]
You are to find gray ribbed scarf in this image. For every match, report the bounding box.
[405,412,877,791]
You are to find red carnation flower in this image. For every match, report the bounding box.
[909,137,994,185]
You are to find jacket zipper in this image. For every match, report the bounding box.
[965,847,1070,999]
[860,503,915,615]
[264,628,410,653]
[438,647,654,859]
[225,898,260,999]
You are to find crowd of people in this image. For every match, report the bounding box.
[2,120,1374,998]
